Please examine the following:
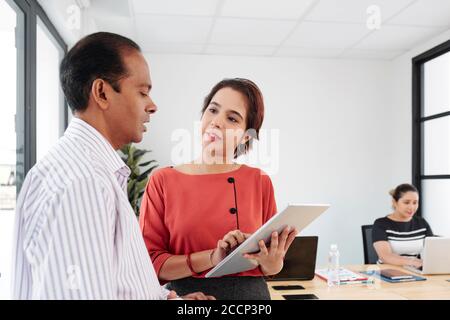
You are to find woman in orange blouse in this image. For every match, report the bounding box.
[139,78,298,300]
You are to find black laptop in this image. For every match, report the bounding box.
[265,236,318,281]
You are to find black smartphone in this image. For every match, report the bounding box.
[272,285,305,291]
[282,294,319,300]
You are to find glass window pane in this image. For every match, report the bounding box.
[422,179,450,237]
[423,51,450,117]
[0,0,24,300]
[68,106,73,123]
[36,18,64,161]
[423,116,450,175]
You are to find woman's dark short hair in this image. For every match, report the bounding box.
[389,183,419,201]
[60,32,141,112]
[201,78,265,158]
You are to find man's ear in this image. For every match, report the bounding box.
[91,79,109,111]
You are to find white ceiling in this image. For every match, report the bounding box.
[84,0,450,60]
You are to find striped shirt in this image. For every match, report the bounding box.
[372,216,434,263]
[11,118,170,300]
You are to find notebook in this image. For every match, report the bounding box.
[315,268,370,283]
[380,269,414,280]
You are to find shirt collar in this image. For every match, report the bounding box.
[64,118,131,177]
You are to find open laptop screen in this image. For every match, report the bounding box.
[266,236,318,281]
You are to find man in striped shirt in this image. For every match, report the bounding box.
[11,32,214,300]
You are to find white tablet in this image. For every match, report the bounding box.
[205,203,330,278]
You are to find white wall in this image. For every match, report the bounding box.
[137,53,407,266]
[36,0,450,265]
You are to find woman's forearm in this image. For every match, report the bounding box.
[158,249,215,281]
[379,253,419,266]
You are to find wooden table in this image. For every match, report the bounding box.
[267,264,450,300]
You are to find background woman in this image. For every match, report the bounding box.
[372,183,434,267]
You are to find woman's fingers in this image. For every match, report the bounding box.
[223,230,247,249]
[284,229,298,252]
[224,236,237,248]
[217,239,229,251]
[243,239,269,260]
[269,232,279,254]
[259,239,269,255]
[233,230,246,244]
[243,253,257,260]
[278,227,290,251]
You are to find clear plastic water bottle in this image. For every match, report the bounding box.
[327,244,340,287]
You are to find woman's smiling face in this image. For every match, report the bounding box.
[393,191,419,220]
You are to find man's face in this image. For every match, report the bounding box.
[106,50,157,147]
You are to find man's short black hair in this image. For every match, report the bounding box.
[60,32,141,112]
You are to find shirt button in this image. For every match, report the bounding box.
[229,208,237,214]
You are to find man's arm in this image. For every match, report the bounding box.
[16,176,117,299]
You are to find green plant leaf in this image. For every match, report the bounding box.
[131,166,140,178]
[127,180,136,195]
[137,165,157,182]
[133,149,149,162]
[118,143,158,216]
[120,144,130,155]
[128,145,137,164]
[129,186,136,202]
[139,160,157,167]
[136,179,148,194]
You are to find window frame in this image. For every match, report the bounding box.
[412,39,450,216]
[10,0,67,192]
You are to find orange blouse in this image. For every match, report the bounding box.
[139,164,277,281]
